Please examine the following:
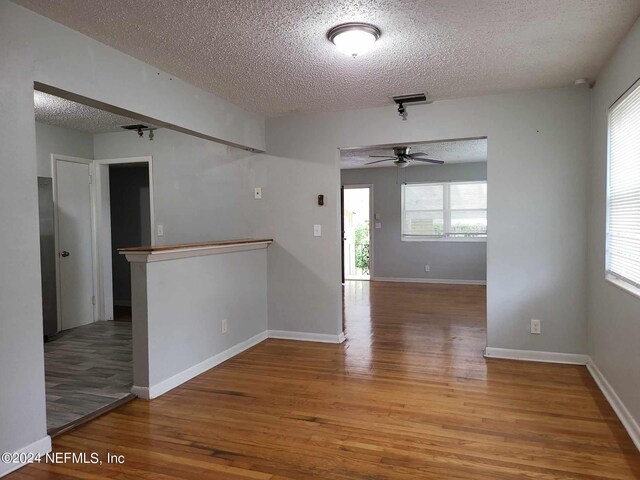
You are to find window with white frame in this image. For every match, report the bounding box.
[401,181,487,240]
[606,79,640,294]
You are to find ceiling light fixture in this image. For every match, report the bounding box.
[327,22,381,58]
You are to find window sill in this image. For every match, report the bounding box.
[401,236,487,243]
[605,274,640,300]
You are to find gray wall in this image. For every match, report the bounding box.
[94,129,266,246]
[341,162,487,282]
[35,122,93,176]
[264,87,591,354]
[139,249,268,390]
[588,16,640,428]
[109,165,151,306]
[0,0,263,462]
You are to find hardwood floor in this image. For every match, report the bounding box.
[10,281,640,479]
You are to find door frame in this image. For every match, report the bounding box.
[342,184,374,280]
[51,154,96,331]
[93,156,154,321]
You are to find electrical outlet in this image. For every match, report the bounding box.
[425,265,430,272]
[157,224,164,237]
[221,319,228,334]
[254,187,262,199]
[314,224,322,237]
[530,318,541,335]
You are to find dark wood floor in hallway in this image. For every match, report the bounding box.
[9,281,640,479]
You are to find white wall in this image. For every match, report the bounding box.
[35,122,93,177]
[587,17,640,428]
[0,0,264,464]
[94,129,266,245]
[263,87,591,352]
[341,162,487,282]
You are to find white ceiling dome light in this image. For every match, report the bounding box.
[327,23,381,58]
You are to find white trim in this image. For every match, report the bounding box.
[605,78,640,296]
[401,180,487,240]
[93,156,154,321]
[132,328,345,400]
[342,184,374,279]
[587,358,640,452]
[132,331,268,399]
[483,349,640,452]
[0,435,51,477]
[605,273,640,300]
[268,330,346,344]
[402,235,487,243]
[372,276,486,285]
[483,347,589,365]
[122,240,272,263]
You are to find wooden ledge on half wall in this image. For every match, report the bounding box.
[118,238,273,263]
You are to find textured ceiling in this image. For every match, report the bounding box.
[34,91,158,133]
[340,138,487,169]
[16,1,640,116]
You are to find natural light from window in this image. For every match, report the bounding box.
[401,181,487,241]
[606,79,640,296]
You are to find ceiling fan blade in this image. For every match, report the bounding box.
[369,155,395,158]
[408,152,431,158]
[365,158,396,165]
[411,157,445,164]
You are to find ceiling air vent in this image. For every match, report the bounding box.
[121,124,149,131]
[392,93,427,105]
[391,93,430,120]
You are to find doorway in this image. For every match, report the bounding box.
[342,186,372,281]
[108,163,152,321]
[94,157,154,322]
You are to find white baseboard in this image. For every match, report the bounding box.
[268,330,346,344]
[587,359,640,452]
[0,435,51,477]
[132,329,346,400]
[483,347,589,365]
[484,347,639,452]
[372,276,486,285]
[132,331,268,399]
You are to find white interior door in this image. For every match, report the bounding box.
[56,159,94,330]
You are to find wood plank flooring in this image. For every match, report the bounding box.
[44,320,132,431]
[10,281,640,479]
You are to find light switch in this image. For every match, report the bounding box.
[375,213,381,220]
[254,187,262,199]
[313,224,322,237]
[375,222,382,229]
[157,224,164,236]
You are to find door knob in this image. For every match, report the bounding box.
[61,251,70,257]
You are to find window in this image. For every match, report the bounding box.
[606,79,640,296]
[402,181,487,241]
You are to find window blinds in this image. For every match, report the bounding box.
[402,182,487,238]
[607,80,640,289]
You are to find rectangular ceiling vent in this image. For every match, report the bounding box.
[120,124,149,131]
[391,93,429,105]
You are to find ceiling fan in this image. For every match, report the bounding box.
[365,146,444,168]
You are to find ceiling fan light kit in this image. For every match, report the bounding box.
[327,22,381,57]
[365,146,444,168]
